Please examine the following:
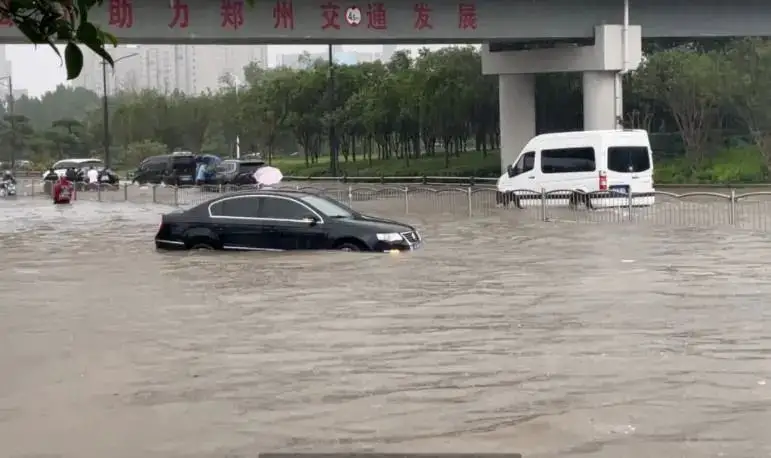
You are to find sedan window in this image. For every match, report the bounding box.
[210,196,261,218]
[258,197,315,220]
[299,195,353,218]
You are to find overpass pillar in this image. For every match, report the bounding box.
[583,71,620,130]
[499,74,535,171]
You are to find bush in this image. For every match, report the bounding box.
[656,146,768,184]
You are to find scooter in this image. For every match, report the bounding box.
[0,180,16,197]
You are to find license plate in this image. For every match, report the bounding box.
[179,175,192,181]
[609,185,629,196]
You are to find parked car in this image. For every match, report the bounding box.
[214,159,266,186]
[155,189,422,252]
[132,153,197,186]
[42,158,104,179]
[496,129,655,209]
[41,158,119,187]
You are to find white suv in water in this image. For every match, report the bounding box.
[496,130,656,209]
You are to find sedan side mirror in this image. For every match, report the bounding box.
[301,216,319,226]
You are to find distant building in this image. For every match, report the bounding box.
[72,45,269,95]
[276,46,383,69]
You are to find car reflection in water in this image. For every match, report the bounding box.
[155,189,422,253]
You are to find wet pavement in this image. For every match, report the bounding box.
[1,197,771,458]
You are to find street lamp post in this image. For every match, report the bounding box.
[233,75,241,159]
[101,53,139,168]
[327,44,338,177]
[0,74,14,172]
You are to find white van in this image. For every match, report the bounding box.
[496,130,655,209]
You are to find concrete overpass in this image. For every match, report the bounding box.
[2,0,769,170]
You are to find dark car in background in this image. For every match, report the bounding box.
[214,159,266,186]
[132,153,197,186]
[155,189,422,252]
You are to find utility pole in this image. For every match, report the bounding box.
[327,44,338,177]
[101,53,139,168]
[101,59,110,168]
[8,73,14,174]
[0,74,16,172]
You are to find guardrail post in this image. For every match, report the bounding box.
[729,189,736,225]
[467,187,473,217]
[404,186,409,214]
[348,185,353,205]
[627,190,633,222]
[123,183,128,201]
[218,184,223,193]
[152,185,157,204]
[540,188,547,221]
[173,186,179,206]
[30,180,34,196]
[97,184,102,202]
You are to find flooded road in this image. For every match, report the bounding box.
[1,198,771,458]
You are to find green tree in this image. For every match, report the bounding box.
[631,48,724,161]
[723,38,771,169]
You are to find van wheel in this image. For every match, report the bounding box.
[569,192,592,210]
[190,243,214,251]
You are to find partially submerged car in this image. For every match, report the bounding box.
[155,189,422,252]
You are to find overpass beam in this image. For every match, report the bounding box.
[499,74,536,171]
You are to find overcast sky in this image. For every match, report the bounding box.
[7,44,452,97]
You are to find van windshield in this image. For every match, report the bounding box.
[607,147,651,173]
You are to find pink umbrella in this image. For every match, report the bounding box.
[253,166,283,187]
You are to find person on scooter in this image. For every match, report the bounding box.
[2,170,15,184]
[53,174,75,204]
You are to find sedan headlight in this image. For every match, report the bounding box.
[376,232,403,242]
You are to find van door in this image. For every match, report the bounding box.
[503,151,537,204]
[539,147,597,206]
[606,146,654,204]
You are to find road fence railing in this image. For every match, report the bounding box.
[13,180,771,230]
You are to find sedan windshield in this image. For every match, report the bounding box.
[299,195,354,218]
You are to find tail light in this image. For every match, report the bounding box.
[598,170,608,191]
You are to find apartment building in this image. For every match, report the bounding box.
[72,45,269,95]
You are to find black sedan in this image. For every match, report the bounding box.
[155,189,422,252]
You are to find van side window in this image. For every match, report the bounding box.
[541,147,596,174]
[512,151,535,176]
[607,147,651,173]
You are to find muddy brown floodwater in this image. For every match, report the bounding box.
[1,197,771,458]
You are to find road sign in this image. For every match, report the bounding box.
[345,7,362,26]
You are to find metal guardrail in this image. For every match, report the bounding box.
[13,180,771,231]
[15,171,771,187]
